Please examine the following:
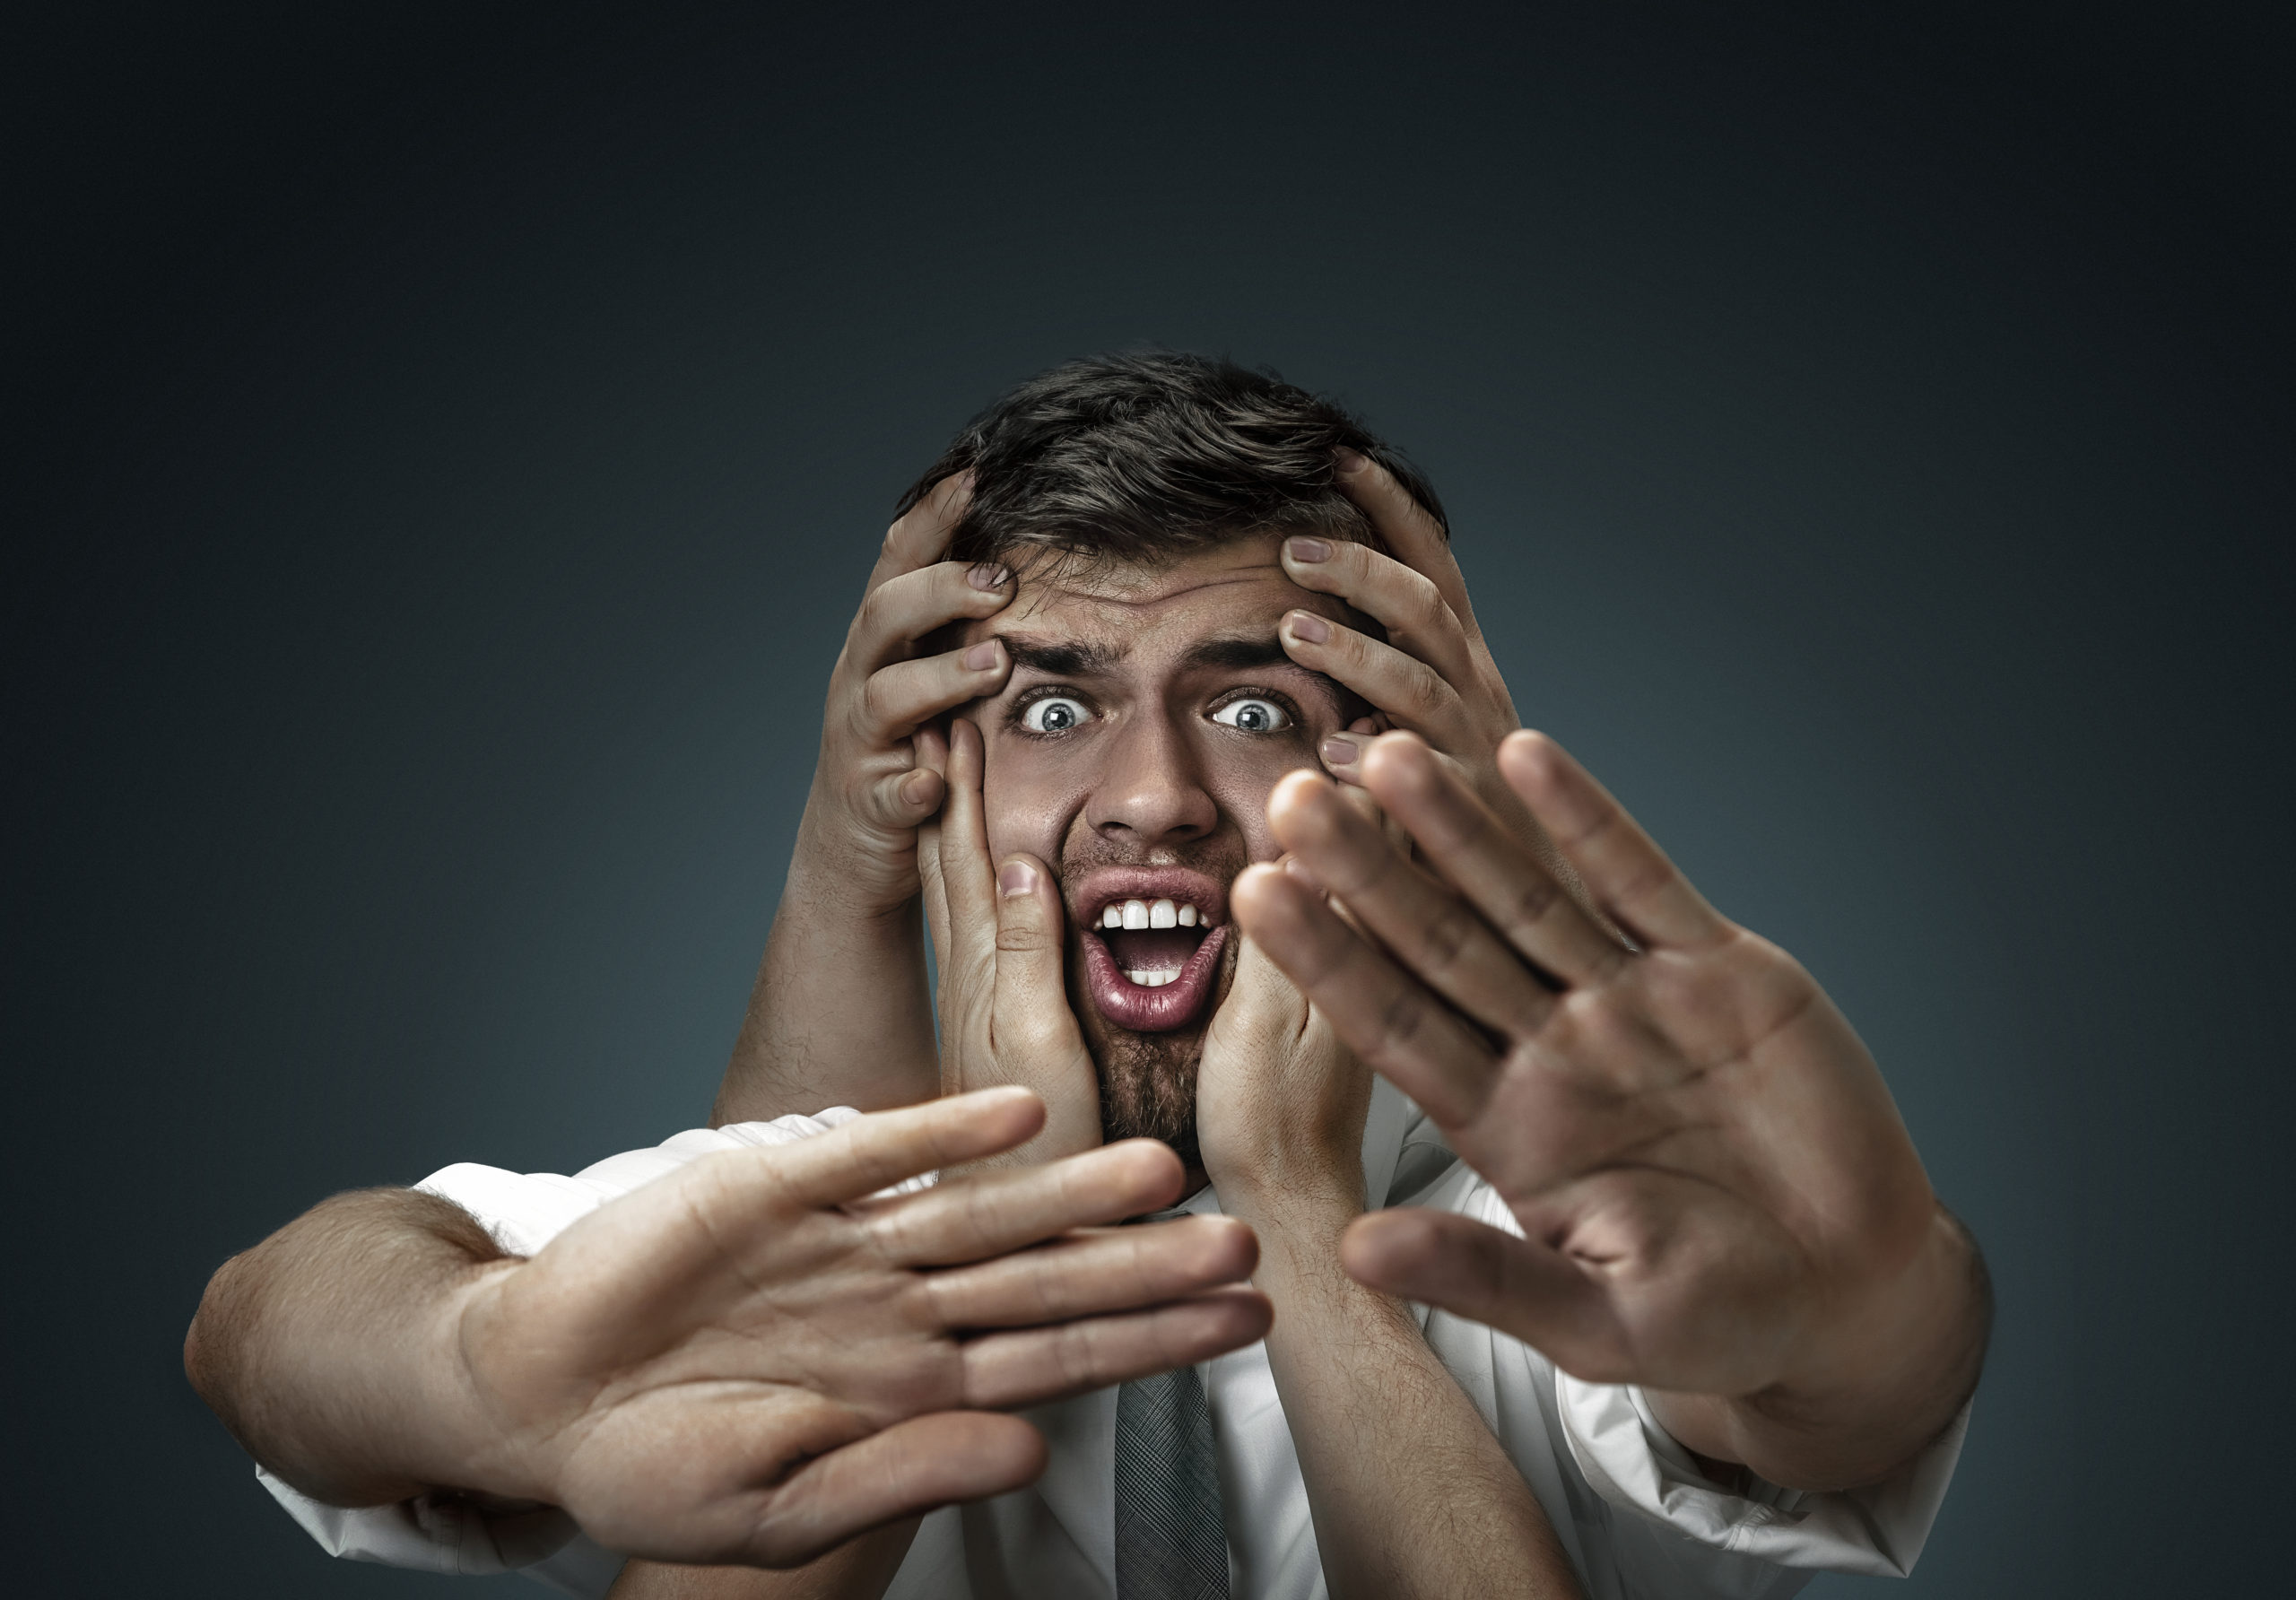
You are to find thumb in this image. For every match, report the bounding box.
[989,855,1076,1054]
[1342,1209,1632,1383]
[1213,926,1309,1045]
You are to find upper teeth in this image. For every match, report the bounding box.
[1100,897,1204,930]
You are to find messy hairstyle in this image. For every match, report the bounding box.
[896,351,1447,575]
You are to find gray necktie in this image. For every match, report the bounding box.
[1114,1363,1230,1600]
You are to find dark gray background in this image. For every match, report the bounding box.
[6,4,2290,1595]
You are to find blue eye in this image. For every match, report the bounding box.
[1021,697,1091,734]
[1212,698,1291,733]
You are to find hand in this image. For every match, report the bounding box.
[797,473,1017,918]
[451,1089,1270,1566]
[1196,924,1372,1225]
[1276,451,1586,898]
[918,717,1101,1164]
[1233,733,1987,1491]
[718,476,1019,1118]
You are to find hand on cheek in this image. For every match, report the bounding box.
[919,718,1103,1166]
[1196,917,1371,1224]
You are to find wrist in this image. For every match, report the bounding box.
[1688,1204,1988,1491]
[788,785,925,926]
[1213,1163,1362,1249]
[419,1257,552,1501]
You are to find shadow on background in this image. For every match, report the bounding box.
[5,3,2290,1594]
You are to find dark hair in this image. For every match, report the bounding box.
[897,351,1446,575]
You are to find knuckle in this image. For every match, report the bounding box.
[855,578,901,639]
[856,672,900,736]
[1505,872,1562,935]
[1414,897,1480,977]
[993,920,1051,954]
[1370,987,1431,1065]
[1400,661,1451,721]
[1400,569,1448,633]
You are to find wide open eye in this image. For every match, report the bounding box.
[1210,698,1292,734]
[1020,696,1091,735]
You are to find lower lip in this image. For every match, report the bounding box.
[1082,925,1229,1032]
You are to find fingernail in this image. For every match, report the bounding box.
[965,640,1001,671]
[1320,735,1359,768]
[998,859,1038,898]
[1285,535,1332,564]
[902,769,939,805]
[1333,447,1368,476]
[1286,611,1331,645]
[1283,855,1326,891]
[969,562,1011,591]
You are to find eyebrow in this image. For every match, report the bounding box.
[1182,631,1359,720]
[1001,636,1126,676]
[1178,633,1292,672]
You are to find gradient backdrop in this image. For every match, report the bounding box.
[8,4,2292,1595]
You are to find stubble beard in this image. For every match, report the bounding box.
[1057,844,1245,1174]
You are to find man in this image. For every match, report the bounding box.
[196,354,1983,1597]
[630,355,1981,1596]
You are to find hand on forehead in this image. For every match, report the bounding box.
[956,535,1366,698]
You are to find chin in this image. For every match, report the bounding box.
[1070,935,1238,1166]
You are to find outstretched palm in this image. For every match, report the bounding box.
[450,1091,1264,1566]
[1235,731,1981,1488]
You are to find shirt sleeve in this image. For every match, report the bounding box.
[257,1109,875,1596]
[1399,1161,1967,1595]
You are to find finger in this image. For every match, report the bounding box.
[941,717,995,913]
[1499,731,1728,952]
[1332,449,1479,637]
[761,1087,1048,1209]
[1278,538,1484,701]
[1313,717,1383,789]
[1361,734,1628,987]
[918,811,952,970]
[913,721,949,778]
[1264,768,1555,1039]
[744,1411,1046,1566]
[936,717,1000,960]
[865,472,975,594]
[853,639,1011,748]
[988,852,1077,1058]
[1280,608,1475,750]
[858,1137,1186,1267]
[1230,857,1500,1126]
[1342,1209,1632,1382]
[865,763,947,833]
[923,1213,1258,1328]
[847,559,1013,676]
[961,1284,1274,1410]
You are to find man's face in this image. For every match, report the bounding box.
[956,535,1363,1161]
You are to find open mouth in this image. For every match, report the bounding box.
[1075,874,1230,1033]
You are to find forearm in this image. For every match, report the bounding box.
[716,803,940,1126]
[184,1187,517,1506]
[1648,1204,1991,1492]
[1235,1188,1581,1600]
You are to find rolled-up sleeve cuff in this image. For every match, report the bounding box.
[1555,1377,1970,1576]
[255,1468,631,1592]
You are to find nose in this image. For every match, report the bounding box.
[1083,711,1218,849]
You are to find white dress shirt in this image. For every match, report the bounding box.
[260,1083,1966,1598]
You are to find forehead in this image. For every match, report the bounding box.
[961,535,1346,657]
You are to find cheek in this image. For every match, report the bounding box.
[980,750,1084,863]
[1197,738,1324,864]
